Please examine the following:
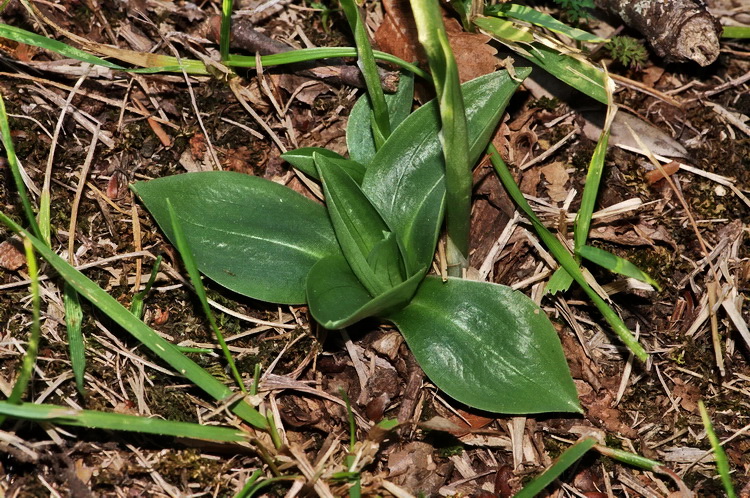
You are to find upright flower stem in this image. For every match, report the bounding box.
[411,0,471,277]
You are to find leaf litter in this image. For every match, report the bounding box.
[0,0,749,496]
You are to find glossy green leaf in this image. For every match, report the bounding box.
[578,245,661,291]
[132,172,340,304]
[515,437,597,498]
[484,5,608,42]
[347,71,415,165]
[362,69,529,276]
[388,276,581,413]
[280,148,365,184]
[306,255,422,329]
[315,153,404,295]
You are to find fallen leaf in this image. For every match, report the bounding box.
[0,238,25,271]
[540,161,570,202]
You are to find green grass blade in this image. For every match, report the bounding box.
[472,16,533,42]
[484,4,608,42]
[0,94,41,239]
[227,49,430,79]
[0,24,130,70]
[515,437,597,498]
[130,255,163,319]
[489,145,648,361]
[411,0,472,276]
[574,98,616,252]
[0,212,268,429]
[594,445,664,471]
[166,199,247,394]
[64,282,87,395]
[699,400,737,498]
[578,245,661,291]
[6,238,41,405]
[0,401,250,442]
[0,23,430,79]
[722,26,750,39]
[220,0,234,61]
[340,0,390,147]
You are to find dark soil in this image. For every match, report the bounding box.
[0,0,749,496]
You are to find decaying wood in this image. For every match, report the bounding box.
[205,16,399,92]
[595,0,722,66]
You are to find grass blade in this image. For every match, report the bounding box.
[64,282,87,395]
[578,245,661,291]
[220,0,233,62]
[515,437,597,498]
[340,0,390,147]
[699,400,737,498]
[411,0,472,276]
[229,49,430,79]
[166,199,247,394]
[0,401,249,442]
[574,91,616,252]
[0,94,41,239]
[0,212,268,429]
[130,255,163,319]
[489,145,648,361]
[6,238,41,405]
[485,4,608,42]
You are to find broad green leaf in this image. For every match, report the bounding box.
[515,437,597,498]
[306,255,422,329]
[132,172,340,304]
[366,231,405,289]
[388,276,581,413]
[0,212,268,429]
[577,245,661,291]
[362,69,530,276]
[0,401,249,442]
[280,148,365,184]
[473,16,533,43]
[484,5,608,42]
[347,70,415,165]
[315,153,404,295]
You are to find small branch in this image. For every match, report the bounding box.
[595,0,722,66]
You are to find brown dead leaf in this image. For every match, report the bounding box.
[540,161,570,202]
[0,238,25,271]
[444,17,499,83]
[377,1,498,83]
[376,0,424,69]
[671,378,700,413]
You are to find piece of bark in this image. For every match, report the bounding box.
[595,0,722,66]
[205,16,399,92]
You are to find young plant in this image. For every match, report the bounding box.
[132,69,580,414]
